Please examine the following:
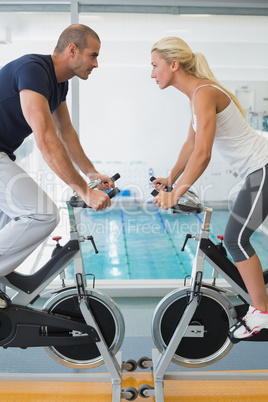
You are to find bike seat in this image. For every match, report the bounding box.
[5,240,79,294]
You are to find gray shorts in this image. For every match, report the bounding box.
[224,164,268,263]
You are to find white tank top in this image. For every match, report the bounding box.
[192,84,268,178]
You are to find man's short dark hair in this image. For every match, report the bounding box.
[54,24,100,53]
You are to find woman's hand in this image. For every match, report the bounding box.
[152,177,171,191]
[153,190,179,210]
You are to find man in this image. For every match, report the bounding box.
[0,24,113,283]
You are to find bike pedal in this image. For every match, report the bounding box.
[228,332,241,344]
[0,290,11,311]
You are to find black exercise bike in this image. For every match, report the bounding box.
[0,174,139,402]
[136,178,268,401]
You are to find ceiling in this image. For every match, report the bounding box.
[0,0,268,15]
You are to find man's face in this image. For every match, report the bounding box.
[72,37,100,80]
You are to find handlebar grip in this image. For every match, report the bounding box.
[111,173,120,182]
[107,187,120,198]
[151,189,159,197]
[69,198,86,208]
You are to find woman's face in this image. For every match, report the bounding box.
[151,51,173,90]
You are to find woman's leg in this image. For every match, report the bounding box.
[236,254,268,312]
[224,165,268,338]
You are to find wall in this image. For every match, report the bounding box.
[1,11,268,205]
[78,13,268,204]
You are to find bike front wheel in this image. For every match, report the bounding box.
[43,288,125,369]
[152,287,236,367]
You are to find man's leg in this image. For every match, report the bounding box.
[0,152,60,277]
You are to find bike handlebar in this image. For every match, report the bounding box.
[150,176,203,215]
[68,173,120,208]
[111,173,120,182]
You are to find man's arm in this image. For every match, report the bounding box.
[52,101,114,190]
[52,101,97,177]
[19,89,111,210]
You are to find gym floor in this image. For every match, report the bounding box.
[0,296,268,401]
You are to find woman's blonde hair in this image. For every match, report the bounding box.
[152,37,246,118]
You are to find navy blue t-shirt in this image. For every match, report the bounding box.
[0,54,69,160]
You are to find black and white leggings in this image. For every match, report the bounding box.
[224,164,268,263]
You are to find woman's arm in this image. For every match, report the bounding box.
[168,122,196,184]
[153,122,196,191]
[154,87,217,209]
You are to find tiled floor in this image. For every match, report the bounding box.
[1,372,268,402]
[0,297,268,401]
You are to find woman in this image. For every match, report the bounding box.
[151,36,268,340]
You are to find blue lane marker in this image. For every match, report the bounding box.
[120,209,131,279]
[156,209,188,276]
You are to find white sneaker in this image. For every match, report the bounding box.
[229,305,268,340]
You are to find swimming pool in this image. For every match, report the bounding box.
[65,204,268,281]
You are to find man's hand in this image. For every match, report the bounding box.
[88,173,115,191]
[83,187,111,211]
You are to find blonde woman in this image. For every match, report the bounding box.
[151,36,268,341]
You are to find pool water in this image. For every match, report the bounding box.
[65,205,268,281]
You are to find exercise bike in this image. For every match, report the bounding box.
[137,178,268,401]
[0,174,139,402]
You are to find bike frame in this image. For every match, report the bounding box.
[190,206,252,304]
[146,201,268,401]
[0,183,130,402]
